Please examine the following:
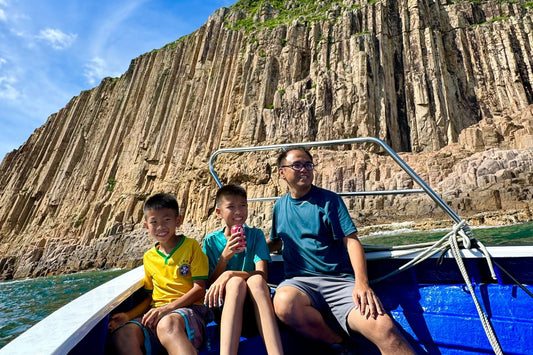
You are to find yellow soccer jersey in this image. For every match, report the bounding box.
[143,235,208,308]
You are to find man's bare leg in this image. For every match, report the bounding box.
[346,308,415,355]
[273,286,343,344]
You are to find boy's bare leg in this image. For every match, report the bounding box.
[273,286,343,344]
[247,274,284,355]
[157,313,197,355]
[346,309,415,355]
[220,276,247,355]
[110,323,145,355]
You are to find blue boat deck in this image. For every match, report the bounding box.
[115,250,533,355]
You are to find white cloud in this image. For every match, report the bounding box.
[0,56,19,100]
[84,57,106,85]
[0,84,20,100]
[37,28,77,50]
[0,76,20,100]
[0,0,7,21]
[0,57,18,99]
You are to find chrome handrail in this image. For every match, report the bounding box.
[208,137,462,224]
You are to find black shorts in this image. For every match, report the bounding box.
[210,294,259,337]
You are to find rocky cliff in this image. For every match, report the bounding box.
[1,0,532,280]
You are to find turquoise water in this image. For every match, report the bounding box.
[361,221,533,246]
[0,269,127,348]
[0,222,532,349]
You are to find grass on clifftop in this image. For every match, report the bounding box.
[226,0,363,32]
[225,0,533,33]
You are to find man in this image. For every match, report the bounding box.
[269,147,414,354]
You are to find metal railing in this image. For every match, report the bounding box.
[208,137,462,224]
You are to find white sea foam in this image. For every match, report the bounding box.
[361,228,416,238]
[360,222,455,238]
[0,277,32,285]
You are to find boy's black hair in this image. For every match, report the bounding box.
[276,147,313,168]
[144,193,179,217]
[215,184,247,207]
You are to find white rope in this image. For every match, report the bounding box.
[369,221,467,283]
[368,220,504,354]
[475,239,497,280]
[448,226,503,354]
[370,232,451,283]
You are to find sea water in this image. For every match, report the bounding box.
[0,222,532,349]
[0,269,127,348]
[360,220,533,246]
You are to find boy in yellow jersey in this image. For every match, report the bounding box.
[109,193,210,355]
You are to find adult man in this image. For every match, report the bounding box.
[269,147,414,354]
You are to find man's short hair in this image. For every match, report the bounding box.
[144,193,179,217]
[215,184,247,207]
[276,147,313,168]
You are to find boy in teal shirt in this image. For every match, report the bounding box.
[203,185,283,355]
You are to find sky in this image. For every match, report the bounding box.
[0,0,234,161]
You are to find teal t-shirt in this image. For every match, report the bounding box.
[270,185,357,278]
[203,226,271,278]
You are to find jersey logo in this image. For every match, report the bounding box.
[179,263,190,276]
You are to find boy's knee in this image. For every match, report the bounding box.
[246,274,267,292]
[157,313,185,338]
[226,276,247,295]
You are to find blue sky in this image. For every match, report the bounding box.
[0,0,233,161]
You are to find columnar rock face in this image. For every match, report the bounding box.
[0,0,532,279]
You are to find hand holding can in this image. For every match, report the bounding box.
[231,224,247,251]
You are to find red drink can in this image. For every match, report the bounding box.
[231,224,246,249]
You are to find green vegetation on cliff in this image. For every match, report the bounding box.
[225,0,362,32]
[224,0,533,33]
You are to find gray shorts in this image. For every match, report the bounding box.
[277,276,355,335]
[128,304,211,353]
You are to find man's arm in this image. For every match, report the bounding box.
[343,232,384,319]
[267,239,282,253]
